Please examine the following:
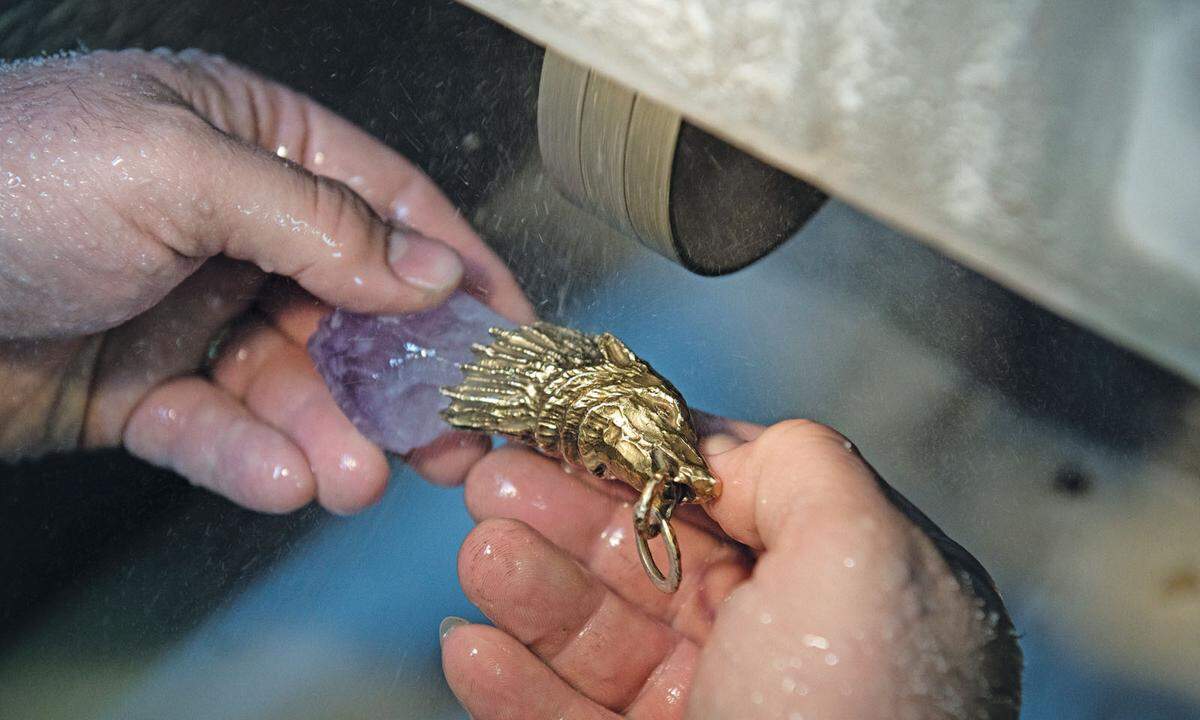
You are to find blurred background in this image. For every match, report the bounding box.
[1,1,1198,718]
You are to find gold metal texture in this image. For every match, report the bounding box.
[440,322,719,592]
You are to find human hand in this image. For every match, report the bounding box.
[0,48,533,513]
[441,419,1021,718]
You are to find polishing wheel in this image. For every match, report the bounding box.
[537,49,828,276]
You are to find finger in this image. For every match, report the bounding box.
[491,449,724,539]
[255,277,331,345]
[405,430,491,487]
[464,446,751,639]
[82,257,262,447]
[441,622,619,720]
[141,48,533,322]
[261,89,533,322]
[210,320,389,514]
[213,142,465,314]
[459,518,699,715]
[700,419,900,552]
[123,376,315,512]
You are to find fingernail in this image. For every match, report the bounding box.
[388,229,463,292]
[703,432,742,456]
[440,615,469,645]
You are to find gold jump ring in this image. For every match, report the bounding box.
[635,506,681,593]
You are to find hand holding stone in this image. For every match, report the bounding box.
[0,48,532,513]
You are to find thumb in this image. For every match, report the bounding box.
[702,419,889,552]
[198,139,464,313]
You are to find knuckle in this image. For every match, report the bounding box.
[308,175,374,252]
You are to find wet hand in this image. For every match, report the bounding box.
[440,419,1021,719]
[0,48,533,513]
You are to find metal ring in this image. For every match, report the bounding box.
[635,507,681,593]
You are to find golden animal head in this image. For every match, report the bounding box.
[440,322,721,593]
[577,374,719,507]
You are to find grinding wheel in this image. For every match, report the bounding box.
[537,49,827,276]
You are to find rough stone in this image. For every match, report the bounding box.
[308,291,512,454]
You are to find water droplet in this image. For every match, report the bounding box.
[313,151,325,165]
[353,275,364,286]
[601,526,625,548]
[275,145,288,158]
[802,634,829,649]
[482,543,493,556]
[272,465,290,480]
[497,479,518,498]
[843,557,856,568]
[665,686,682,704]
[824,652,839,666]
[760,612,773,625]
[111,155,123,166]
[339,454,359,471]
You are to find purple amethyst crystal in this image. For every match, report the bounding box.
[308,291,514,454]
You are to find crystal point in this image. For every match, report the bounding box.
[308,291,514,454]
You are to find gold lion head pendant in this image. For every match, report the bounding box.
[440,322,720,592]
